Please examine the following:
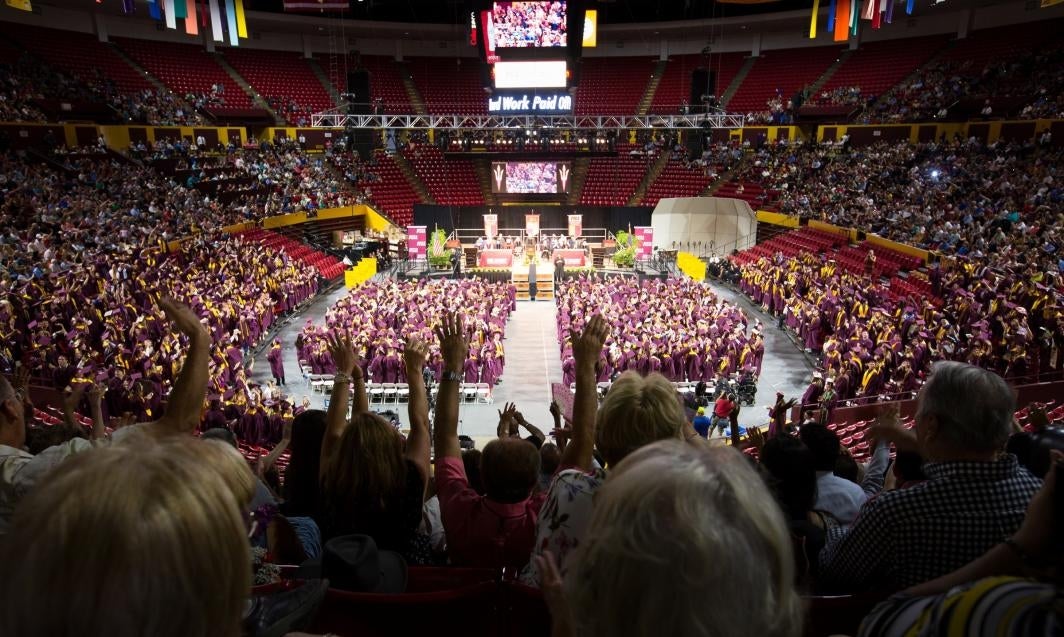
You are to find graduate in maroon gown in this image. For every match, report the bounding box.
[266,339,286,386]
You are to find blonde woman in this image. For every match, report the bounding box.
[538,440,802,637]
[523,314,690,585]
[0,437,253,637]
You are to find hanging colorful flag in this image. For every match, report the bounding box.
[224,0,239,45]
[173,0,187,20]
[234,0,247,38]
[827,0,837,30]
[850,0,859,35]
[809,0,820,38]
[208,0,224,41]
[860,0,876,20]
[4,0,32,11]
[163,0,177,29]
[885,0,894,22]
[483,214,498,239]
[184,0,198,34]
[282,0,348,11]
[199,0,209,27]
[148,0,162,20]
[122,0,135,14]
[833,0,850,41]
[906,0,914,14]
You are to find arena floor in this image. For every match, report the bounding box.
[248,273,814,449]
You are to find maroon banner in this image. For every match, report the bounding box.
[634,227,654,260]
[477,249,514,268]
[407,226,427,260]
[552,249,585,266]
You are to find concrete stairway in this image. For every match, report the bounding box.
[397,61,428,115]
[393,152,436,204]
[636,59,669,115]
[306,57,343,106]
[473,158,498,206]
[720,56,758,108]
[213,53,283,124]
[806,49,853,96]
[627,151,671,206]
[566,157,591,205]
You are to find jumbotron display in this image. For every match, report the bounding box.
[491,161,572,194]
[488,1,567,48]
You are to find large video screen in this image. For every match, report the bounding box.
[489,1,567,48]
[493,60,567,89]
[491,162,571,194]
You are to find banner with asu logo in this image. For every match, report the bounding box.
[407,226,427,260]
[568,215,582,238]
[526,214,540,237]
[634,226,654,260]
[483,214,498,239]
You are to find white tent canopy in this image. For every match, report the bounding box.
[650,197,757,258]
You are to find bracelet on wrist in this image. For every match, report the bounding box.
[333,372,353,385]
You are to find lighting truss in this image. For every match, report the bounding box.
[311,106,744,130]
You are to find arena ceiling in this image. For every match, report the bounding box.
[248,0,821,25]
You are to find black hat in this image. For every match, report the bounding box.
[297,535,407,594]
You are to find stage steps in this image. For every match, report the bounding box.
[591,246,607,269]
[463,246,477,268]
[512,268,555,301]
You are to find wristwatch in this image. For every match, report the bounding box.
[441,370,462,382]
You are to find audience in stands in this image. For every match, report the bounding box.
[432,313,546,569]
[537,439,804,637]
[818,362,1042,591]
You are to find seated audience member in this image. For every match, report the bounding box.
[0,298,209,533]
[800,421,889,526]
[524,316,688,585]
[819,362,1043,592]
[693,406,712,439]
[432,313,545,569]
[317,333,435,564]
[537,440,802,637]
[0,437,253,637]
[280,409,327,518]
[760,434,832,583]
[859,453,1062,636]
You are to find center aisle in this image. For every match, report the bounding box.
[489,298,563,416]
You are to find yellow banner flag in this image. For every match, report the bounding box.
[235,0,248,38]
[1041,0,1063,6]
[4,0,32,11]
[809,0,820,38]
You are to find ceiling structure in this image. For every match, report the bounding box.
[248,0,820,26]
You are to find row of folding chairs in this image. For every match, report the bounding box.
[307,374,493,405]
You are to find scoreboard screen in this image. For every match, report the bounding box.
[488,1,567,48]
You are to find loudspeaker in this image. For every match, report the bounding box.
[346,70,371,113]
[689,68,717,105]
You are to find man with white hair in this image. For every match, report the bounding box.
[818,361,1041,591]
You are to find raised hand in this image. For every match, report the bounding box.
[326,332,358,376]
[434,312,469,371]
[549,399,561,423]
[403,336,430,373]
[497,402,519,437]
[158,297,207,338]
[868,404,917,452]
[570,313,609,368]
[88,384,106,406]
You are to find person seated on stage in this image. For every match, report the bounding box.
[432,313,546,569]
[475,236,486,252]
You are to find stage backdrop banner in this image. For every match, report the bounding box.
[568,214,582,238]
[634,226,654,259]
[526,214,540,237]
[407,226,427,260]
[483,214,498,239]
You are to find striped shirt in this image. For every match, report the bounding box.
[818,455,1042,592]
[858,576,1063,637]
